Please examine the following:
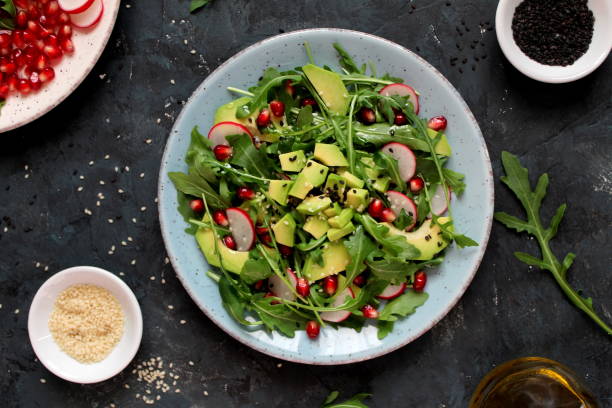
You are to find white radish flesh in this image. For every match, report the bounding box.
[320,287,355,323]
[377,282,406,300]
[379,83,419,114]
[58,0,94,14]
[269,269,298,302]
[70,0,103,28]
[430,184,451,216]
[381,142,417,182]
[386,190,418,231]
[226,207,255,251]
[207,121,252,147]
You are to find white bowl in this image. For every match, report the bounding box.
[496,0,612,83]
[28,266,143,384]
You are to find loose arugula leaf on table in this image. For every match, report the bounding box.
[168,171,228,209]
[0,0,15,30]
[377,291,429,339]
[355,214,420,259]
[322,391,371,408]
[494,151,612,335]
[189,0,212,13]
[367,257,443,283]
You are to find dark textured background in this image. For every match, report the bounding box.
[1,0,611,407]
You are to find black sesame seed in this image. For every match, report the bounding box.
[320,169,324,174]
[289,155,297,161]
[307,162,312,167]
[339,180,345,185]
[438,242,443,247]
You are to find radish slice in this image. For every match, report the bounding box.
[320,287,355,323]
[379,83,419,114]
[269,269,298,302]
[377,282,406,300]
[430,184,451,216]
[58,0,95,14]
[386,190,418,231]
[381,142,416,181]
[207,121,253,147]
[226,207,255,251]
[70,0,103,28]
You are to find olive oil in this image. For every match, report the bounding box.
[470,357,599,408]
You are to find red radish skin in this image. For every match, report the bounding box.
[306,321,320,339]
[381,142,417,181]
[58,0,94,14]
[207,121,253,147]
[430,184,451,216]
[409,176,424,194]
[428,115,447,131]
[380,208,396,223]
[296,277,310,297]
[69,0,103,28]
[226,207,256,251]
[361,304,379,319]
[269,100,285,117]
[323,275,338,296]
[269,269,298,302]
[320,287,355,323]
[379,83,420,114]
[377,282,407,300]
[413,271,427,292]
[386,190,418,231]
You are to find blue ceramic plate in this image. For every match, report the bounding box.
[158,29,494,365]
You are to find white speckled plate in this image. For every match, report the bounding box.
[0,0,120,133]
[158,29,494,365]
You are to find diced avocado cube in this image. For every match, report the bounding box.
[314,143,348,167]
[427,128,451,156]
[346,188,369,212]
[272,213,296,247]
[303,241,351,281]
[297,196,332,215]
[302,64,350,115]
[327,221,356,241]
[323,202,341,217]
[288,160,329,199]
[360,157,376,168]
[279,150,307,172]
[328,208,354,229]
[268,180,293,205]
[364,167,391,193]
[324,173,346,200]
[303,215,330,239]
[337,169,365,189]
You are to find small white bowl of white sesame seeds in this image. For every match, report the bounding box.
[28,266,143,384]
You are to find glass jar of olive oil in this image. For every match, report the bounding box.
[469,357,599,408]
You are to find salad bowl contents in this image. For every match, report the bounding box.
[159,29,493,364]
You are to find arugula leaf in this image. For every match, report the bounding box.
[322,391,371,408]
[0,0,15,30]
[296,235,327,252]
[495,151,612,335]
[353,123,429,151]
[257,67,281,87]
[332,43,363,75]
[241,256,273,285]
[176,191,198,235]
[296,105,313,129]
[340,226,377,295]
[219,275,252,325]
[443,168,466,196]
[227,133,274,178]
[355,214,420,259]
[190,0,211,13]
[236,74,301,118]
[367,258,443,283]
[250,294,306,337]
[394,209,413,230]
[377,291,429,339]
[168,171,228,209]
[374,151,405,192]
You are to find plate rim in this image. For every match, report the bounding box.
[157,28,495,365]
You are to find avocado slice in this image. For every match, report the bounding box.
[303,241,351,282]
[304,215,330,239]
[314,143,349,167]
[386,217,452,260]
[323,173,346,201]
[337,169,365,189]
[345,188,369,212]
[288,160,329,199]
[364,167,391,193]
[328,208,354,229]
[268,180,293,205]
[323,202,342,217]
[427,128,452,156]
[195,228,249,274]
[360,157,376,168]
[214,97,259,136]
[296,196,332,215]
[279,150,307,172]
[327,221,356,241]
[272,213,296,247]
[302,64,350,115]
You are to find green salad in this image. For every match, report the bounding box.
[169,43,477,340]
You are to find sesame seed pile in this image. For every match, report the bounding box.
[48,284,125,364]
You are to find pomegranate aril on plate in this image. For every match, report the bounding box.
[60,38,74,53]
[323,275,338,296]
[58,24,72,38]
[413,271,427,292]
[380,207,397,222]
[409,176,424,193]
[38,67,55,82]
[278,244,293,257]
[0,33,11,48]
[0,58,16,75]
[16,10,28,28]
[222,235,237,250]
[428,115,447,131]
[29,71,41,91]
[44,1,60,16]
[269,100,285,117]
[43,44,62,59]
[213,144,232,161]
[256,108,270,127]
[296,277,310,297]
[361,304,379,319]
[17,78,31,95]
[189,198,204,213]
[236,186,255,201]
[306,321,320,339]
[7,75,18,91]
[57,12,70,24]
[367,198,384,219]
[212,210,229,227]
[0,84,8,99]
[35,54,49,70]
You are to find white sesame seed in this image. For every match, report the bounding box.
[121,241,127,246]
[139,173,145,178]
[14,309,20,314]
[40,378,46,383]
[104,154,110,160]
[89,161,94,166]
[180,320,186,325]
[145,139,152,144]
[132,218,137,223]
[125,166,130,172]
[24,174,29,179]
[150,276,155,281]
[108,219,114,224]
[190,49,196,54]
[204,391,209,396]
[36,262,41,268]
[84,208,92,215]
[79,175,85,180]
[127,236,133,242]
[77,186,84,192]
[167,305,174,310]
[140,206,147,212]
[118,189,125,194]
[156,118,161,124]
[99,180,105,185]
[170,79,175,85]
[44,266,48,272]
[131,259,136,265]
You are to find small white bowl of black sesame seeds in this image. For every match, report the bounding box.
[496,0,612,83]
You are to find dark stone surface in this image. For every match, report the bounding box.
[1,0,610,407]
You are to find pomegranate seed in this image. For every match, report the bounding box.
[323,275,338,296]
[17,78,31,95]
[254,280,264,291]
[22,30,37,44]
[11,48,25,66]
[264,292,280,305]
[301,97,316,107]
[0,47,10,57]
[358,107,376,125]
[255,226,269,235]
[409,176,424,193]
[35,54,48,70]
[237,186,255,200]
[353,275,366,287]
[27,20,42,35]
[278,244,293,257]
[43,44,62,59]
[12,31,25,48]
[23,65,34,78]
[368,198,384,219]
[213,144,232,161]
[7,75,18,91]
[0,59,16,75]
[283,80,294,97]
[29,71,41,91]
[14,0,28,8]
[269,100,285,117]
[222,235,236,250]
[361,304,379,319]
[39,15,55,29]
[0,84,8,99]
[306,320,320,339]
[0,33,11,48]
[394,112,408,126]
[296,277,310,297]
[60,38,73,53]
[57,12,70,24]
[380,207,396,222]
[58,24,72,38]
[39,0,51,5]
[44,34,58,46]
[38,66,54,82]
[27,5,40,20]
[15,10,28,28]
[428,115,447,131]
[212,210,229,227]
[260,233,272,246]
[256,108,271,127]
[44,1,60,16]
[189,198,204,213]
[413,271,427,292]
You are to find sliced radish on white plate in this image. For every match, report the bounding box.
[70,0,103,28]
[58,0,95,14]
[381,142,416,181]
[430,184,451,216]
[269,269,298,302]
[207,121,253,147]
[226,207,255,251]
[379,83,419,114]
[320,287,355,323]
[386,190,418,231]
[377,282,406,300]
